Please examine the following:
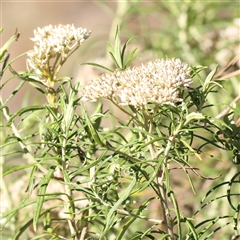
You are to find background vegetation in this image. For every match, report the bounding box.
[1,1,239,240]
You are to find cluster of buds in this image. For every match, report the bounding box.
[27,24,91,87]
[81,58,192,109]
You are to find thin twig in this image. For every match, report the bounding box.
[218,69,240,80]
[215,54,240,79]
[214,95,240,120]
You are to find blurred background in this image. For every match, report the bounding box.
[1,1,239,238]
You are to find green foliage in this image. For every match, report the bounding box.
[107,26,138,71]
[1,2,240,240]
[80,26,138,72]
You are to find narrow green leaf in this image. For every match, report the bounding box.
[13,206,58,240]
[180,139,203,161]
[170,191,182,239]
[125,48,138,68]
[158,234,170,239]
[0,54,10,78]
[91,103,104,131]
[83,105,103,145]
[6,105,45,125]
[227,171,240,211]
[109,52,121,69]
[80,62,113,73]
[1,199,38,223]
[121,36,137,60]
[0,75,15,90]
[1,139,19,149]
[8,64,43,85]
[137,155,164,193]
[71,149,108,176]
[3,163,36,176]
[28,234,51,240]
[197,216,220,238]
[185,168,196,194]
[107,42,115,56]
[0,33,19,60]
[185,218,199,240]
[3,80,25,104]
[33,166,55,231]
[25,165,38,196]
[203,65,218,92]
[116,198,153,240]
[184,112,205,126]
[44,105,59,122]
[28,82,45,94]
[121,36,137,68]
[114,26,122,68]
[101,177,137,238]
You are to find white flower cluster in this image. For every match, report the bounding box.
[27,24,91,86]
[82,58,192,108]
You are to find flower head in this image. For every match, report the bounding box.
[81,58,192,108]
[27,24,91,87]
